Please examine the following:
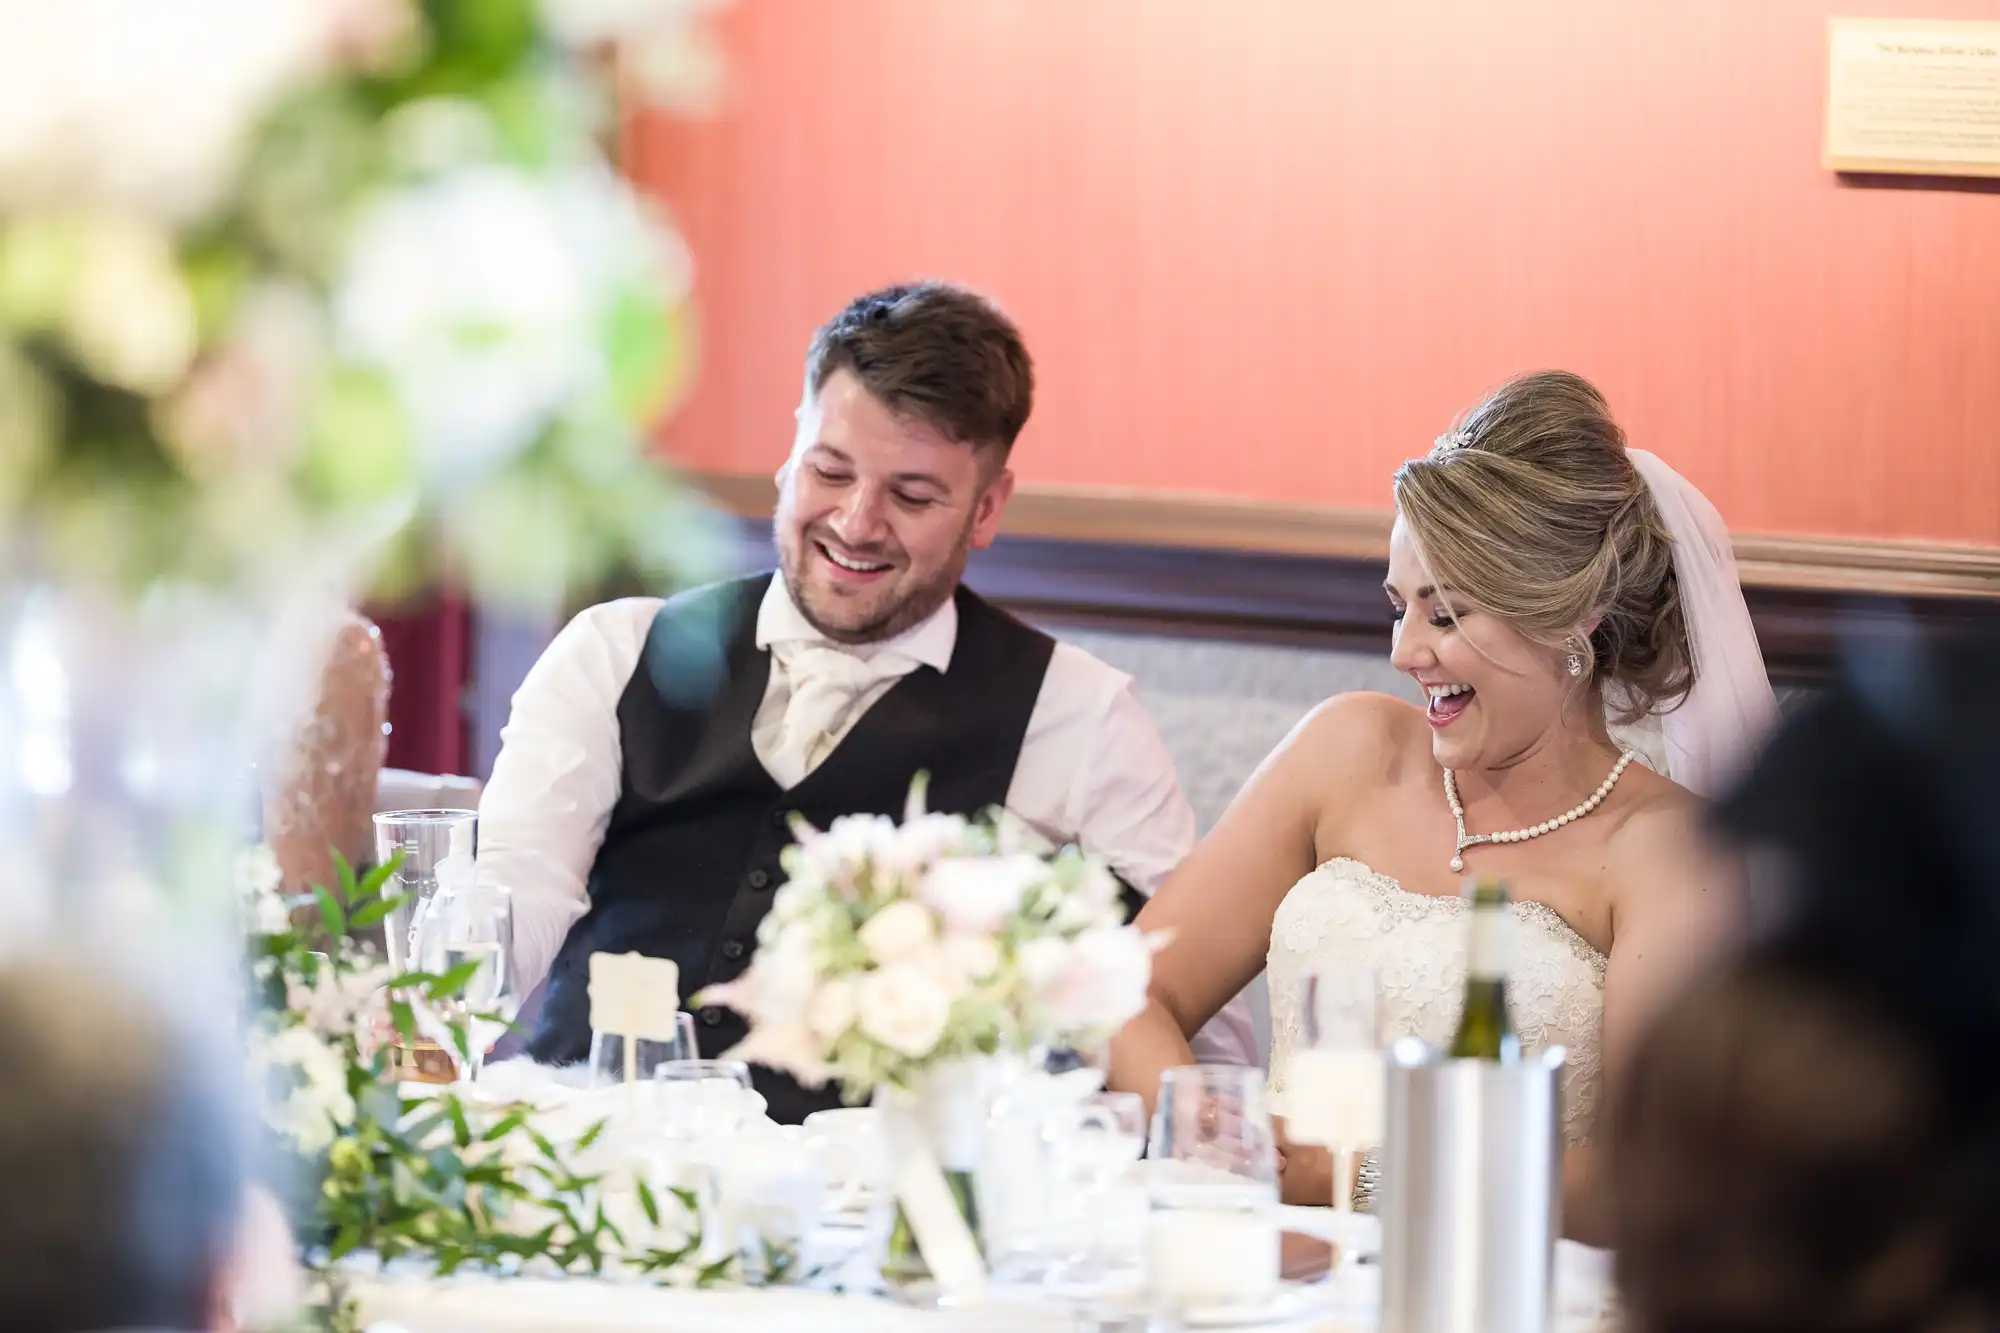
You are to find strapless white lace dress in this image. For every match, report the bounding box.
[1267,858,1609,1146]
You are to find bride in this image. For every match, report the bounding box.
[1107,370,1777,1244]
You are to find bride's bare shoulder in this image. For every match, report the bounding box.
[1611,764,1703,836]
[1604,767,1725,911]
[1287,692,1431,786]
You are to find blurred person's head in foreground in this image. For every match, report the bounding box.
[0,958,248,1333]
[1613,625,2000,1333]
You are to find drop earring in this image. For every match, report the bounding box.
[1566,639,1585,677]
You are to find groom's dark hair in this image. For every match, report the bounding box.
[804,282,1034,463]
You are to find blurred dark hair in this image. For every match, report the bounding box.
[1612,622,2000,1333]
[0,960,245,1333]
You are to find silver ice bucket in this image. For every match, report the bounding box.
[1378,1038,1565,1333]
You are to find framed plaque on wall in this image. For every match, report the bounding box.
[1825,17,2000,177]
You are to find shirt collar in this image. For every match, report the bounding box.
[754,574,957,673]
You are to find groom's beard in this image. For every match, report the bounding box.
[775,515,973,646]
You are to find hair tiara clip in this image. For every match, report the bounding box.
[1431,427,1473,458]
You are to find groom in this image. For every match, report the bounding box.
[478,281,1257,1122]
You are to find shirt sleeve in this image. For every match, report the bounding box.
[1054,656,1265,1070]
[477,598,658,995]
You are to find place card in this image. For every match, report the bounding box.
[1825,18,2000,177]
[588,952,681,1086]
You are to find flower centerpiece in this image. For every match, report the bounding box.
[240,845,806,1333]
[700,776,1167,1291]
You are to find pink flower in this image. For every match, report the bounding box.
[1027,927,1159,1037]
[918,855,1044,936]
[723,1022,831,1089]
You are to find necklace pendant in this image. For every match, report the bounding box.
[1449,854,1464,872]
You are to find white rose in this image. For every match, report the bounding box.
[1016,937,1070,991]
[937,933,1001,985]
[856,962,954,1060]
[807,977,858,1042]
[796,813,897,896]
[918,854,1045,937]
[856,899,936,965]
[871,812,972,891]
[1029,927,1156,1036]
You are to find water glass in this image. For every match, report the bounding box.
[371,809,476,972]
[712,1125,830,1281]
[412,879,518,1081]
[802,1107,890,1222]
[1146,1065,1282,1313]
[589,1010,700,1089]
[1049,1092,1148,1281]
[653,1058,758,1141]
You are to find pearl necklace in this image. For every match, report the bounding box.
[1444,751,1635,872]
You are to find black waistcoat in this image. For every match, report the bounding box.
[525,573,1056,1123]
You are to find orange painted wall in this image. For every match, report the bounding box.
[630,0,2000,546]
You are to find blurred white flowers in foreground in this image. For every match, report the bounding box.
[0,0,728,611]
[337,163,692,483]
[0,0,325,222]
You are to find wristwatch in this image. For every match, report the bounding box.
[1351,1151,1381,1213]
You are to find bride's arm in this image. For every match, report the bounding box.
[1109,697,1382,1113]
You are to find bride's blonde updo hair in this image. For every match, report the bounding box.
[1392,370,1694,724]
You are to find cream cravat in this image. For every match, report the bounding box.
[764,640,919,787]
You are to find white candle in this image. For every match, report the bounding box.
[1147,1207,1279,1305]
[1283,1048,1386,1149]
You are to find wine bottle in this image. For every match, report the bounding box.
[1447,878,1521,1062]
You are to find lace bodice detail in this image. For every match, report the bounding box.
[1268,858,1608,1146]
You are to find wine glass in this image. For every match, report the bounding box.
[588,1010,700,1089]
[1293,966,1385,1216]
[1145,1065,1282,1317]
[412,879,518,1082]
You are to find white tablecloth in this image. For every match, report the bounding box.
[352,1228,1618,1333]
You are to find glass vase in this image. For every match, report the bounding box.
[874,1054,1014,1305]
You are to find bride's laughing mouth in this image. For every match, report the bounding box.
[1425,681,1475,728]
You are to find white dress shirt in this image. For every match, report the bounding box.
[477,577,1259,1067]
